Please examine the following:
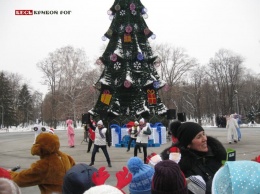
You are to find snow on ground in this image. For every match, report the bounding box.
[1,120,259,133]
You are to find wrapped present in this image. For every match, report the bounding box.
[124,33,132,42]
[101,90,112,105]
[147,89,156,104]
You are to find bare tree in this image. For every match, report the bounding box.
[37,46,97,127]
[37,48,64,128]
[207,49,244,115]
[153,43,197,109]
[57,46,91,126]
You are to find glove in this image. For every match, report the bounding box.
[0,167,11,179]
[92,167,110,185]
[107,142,111,147]
[116,166,132,190]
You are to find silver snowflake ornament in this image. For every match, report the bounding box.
[133,61,141,69]
[120,10,125,16]
[114,62,121,70]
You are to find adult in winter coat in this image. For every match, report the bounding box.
[10,133,75,194]
[88,120,112,167]
[86,119,96,153]
[226,114,239,144]
[66,119,75,148]
[161,122,226,194]
[134,118,151,164]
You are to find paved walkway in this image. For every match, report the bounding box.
[0,127,259,193]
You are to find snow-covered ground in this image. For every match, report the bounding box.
[1,120,259,133]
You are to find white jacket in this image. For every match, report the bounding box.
[136,124,150,144]
[94,127,107,146]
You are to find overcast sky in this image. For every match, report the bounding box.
[1,0,260,96]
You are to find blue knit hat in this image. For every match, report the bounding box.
[127,157,154,194]
[212,161,260,194]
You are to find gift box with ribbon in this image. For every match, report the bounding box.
[124,33,132,42]
[147,89,157,104]
[101,90,112,105]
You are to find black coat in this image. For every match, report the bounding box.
[161,136,227,194]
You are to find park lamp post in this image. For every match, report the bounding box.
[0,105,3,128]
[234,90,239,114]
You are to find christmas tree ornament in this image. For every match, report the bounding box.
[101,36,107,41]
[109,15,114,20]
[124,80,131,88]
[101,90,112,105]
[110,53,118,62]
[114,62,121,70]
[115,4,121,11]
[142,13,148,19]
[133,61,141,69]
[125,25,132,33]
[151,34,156,39]
[153,81,160,89]
[107,10,113,15]
[124,33,132,42]
[131,10,137,15]
[137,52,144,61]
[141,7,148,14]
[147,89,157,104]
[120,10,126,16]
[130,3,136,11]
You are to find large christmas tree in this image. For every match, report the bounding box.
[89,0,167,121]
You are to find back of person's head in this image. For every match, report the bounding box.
[169,120,182,137]
[62,163,97,194]
[0,178,22,194]
[127,157,154,194]
[212,160,260,194]
[152,160,188,194]
[83,185,123,194]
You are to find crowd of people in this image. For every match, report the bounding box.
[0,117,259,194]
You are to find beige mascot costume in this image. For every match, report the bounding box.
[10,133,75,194]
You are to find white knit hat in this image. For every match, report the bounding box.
[139,118,145,123]
[83,185,123,194]
[134,121,139,125]
[97,120,103,125]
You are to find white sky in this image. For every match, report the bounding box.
[1,0,260,96]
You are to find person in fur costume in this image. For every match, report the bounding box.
[9,133,75,194]
[161,122,226,194]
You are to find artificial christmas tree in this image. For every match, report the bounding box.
[89,0,167,122]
